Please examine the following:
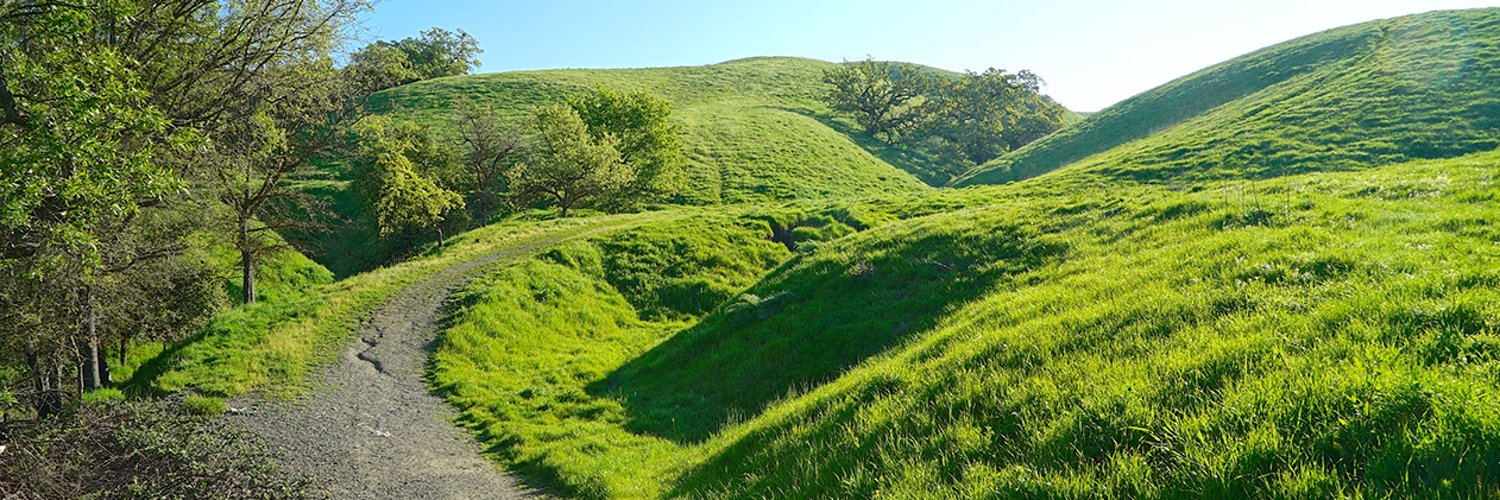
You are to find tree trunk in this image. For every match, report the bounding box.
[435,225,445,252]
[82,285,102,391]
[33,355,61,418]
[0,66,21,126]
[119,337,128,368]
[239,218,256,304]
[97,345,111,387]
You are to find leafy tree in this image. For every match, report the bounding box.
[821,60,1069,168]
[205,58,359,305]
[821,58,939,139]
[0,0,366,414]
[344,43,420,96]
[921,69,1070,164]
[454,99,526,218]
[352,116,464,245]
[393,27,483,80]
[373,151,465,246]
[567,88,685,206]
[508,105,633,218]
[351,116,455,201]
[346,27,482,94]
[0,3,181,273]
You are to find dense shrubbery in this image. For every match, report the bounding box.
[0,398,308,499]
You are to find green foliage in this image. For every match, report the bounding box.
[388,27,483,81]
[183,395,227,416]
[360,57,935,204]
[821,61,1072,170]
[821,58,940,138]
[345,42,421,95]
[430,150,1500,497]
[0,398,309,498]
[957,8,1500,186]
[567,88,687,205]
[348,114,465,241]
[509,106,634,217]
[920,69,1072,164]
[373,151,465,239]
[346,27,482,94]
[0,5,182,275]
[351,115,457,194]
[82,388,125,404]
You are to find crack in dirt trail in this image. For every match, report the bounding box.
[228,217,654,499]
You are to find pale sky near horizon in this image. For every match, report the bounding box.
[359,1,1500,111]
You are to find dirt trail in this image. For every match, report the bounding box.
[229,219,646,499]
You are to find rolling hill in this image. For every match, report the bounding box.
[432,150,1500,498]
[124,7,1500,499]
[365,56,949,202]
[954,8,1500,186]
[299,57,1002,277]
[418,9,1500,498]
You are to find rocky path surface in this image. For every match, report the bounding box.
[228,220,645,499]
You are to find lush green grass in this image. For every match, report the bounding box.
[955,8,1500,186]
[432,150,1500,497]
[367,57,942,200]
[129,211,679,398]
[298,57,965,277]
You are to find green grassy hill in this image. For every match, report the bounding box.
[366,56,947,201]
[122,8,1500,498]
[954,8,1500,186]
[434,149,1500,498]
[300,57,974,277]
[421,9,1500,498]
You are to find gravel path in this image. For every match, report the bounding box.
[228,220,643,499]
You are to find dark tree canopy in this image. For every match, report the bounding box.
[0,0,367,419]
[921,69,1071,164]
[346,27,482,94]
[821,59,940,139]
[821,59,1070,168]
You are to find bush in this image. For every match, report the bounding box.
[183,395,227,416]
[0,398,309,498]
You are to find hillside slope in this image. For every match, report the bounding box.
[366,57,943,202]
[435,149,1500,498]
[955,8,1500,186]
[424,10,1500,497]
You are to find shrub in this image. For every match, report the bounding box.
[183,395,227,417]
[0,399,309,498]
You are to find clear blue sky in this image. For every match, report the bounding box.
[358,0,1500,111]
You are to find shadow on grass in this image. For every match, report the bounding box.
[587,222,1066,443]
[764,106,964,186]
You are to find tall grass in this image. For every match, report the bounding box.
[433,150,1500,497]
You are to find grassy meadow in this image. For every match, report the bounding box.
[956,8,1500,186]
[433,150,1500,497]
[110,7,1500,498]
[368,57,957,198]
[299,57,968,277]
